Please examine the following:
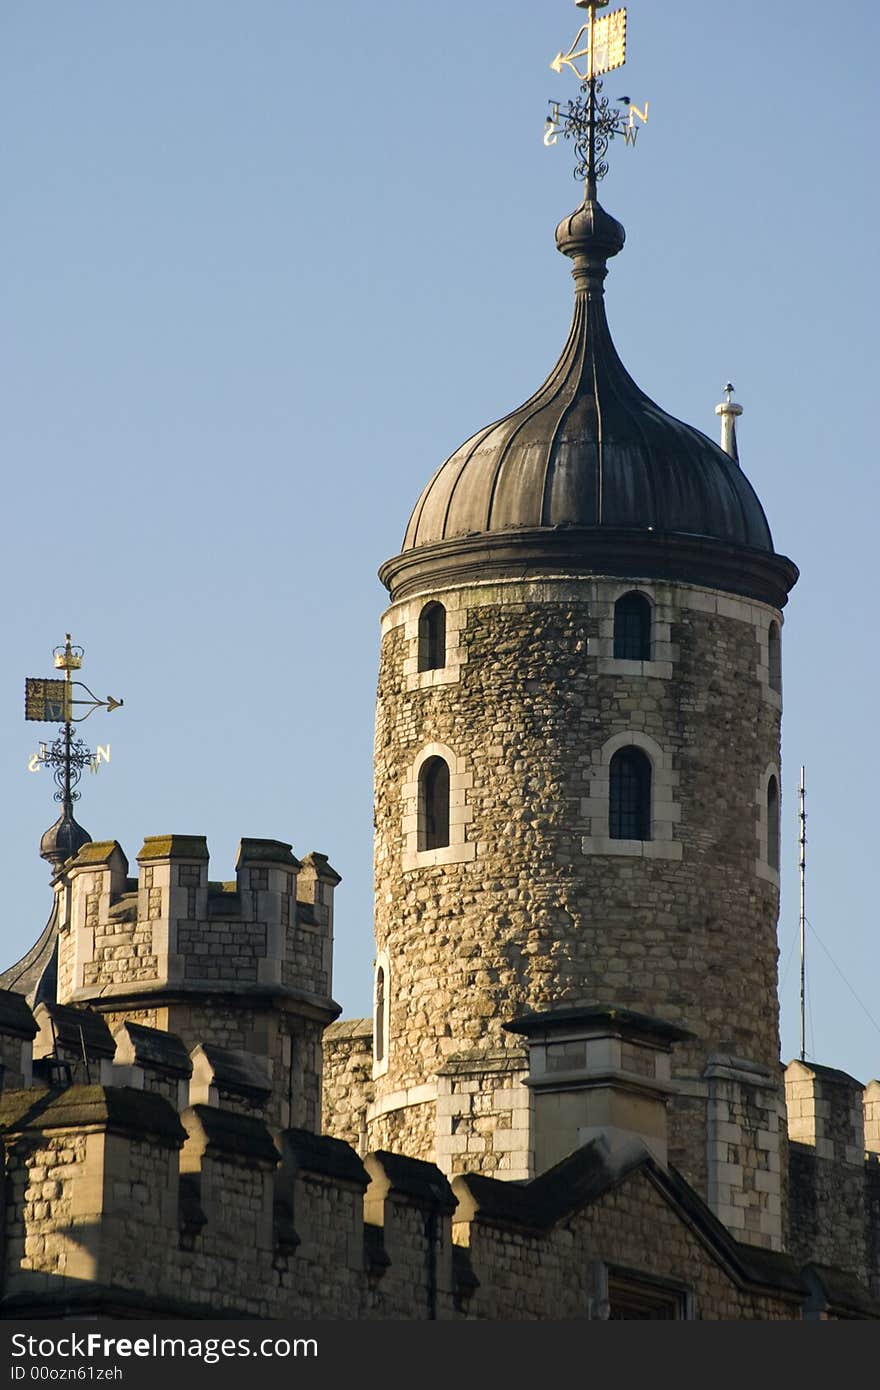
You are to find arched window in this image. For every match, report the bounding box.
[767,776,780,871]
[613,592,651,661]
[418,757,450,850]
[375,966,386,1064]
[418,602,446,672]
[768,622,781,694]
[609,748,652,841]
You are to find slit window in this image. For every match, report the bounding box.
[609,748,652,841]
[613,592,652,661]
[375,966,386,1064]
[767,776,780,871]
[418,602,447,672]
[768,622,781,694]
[418,757,450,851]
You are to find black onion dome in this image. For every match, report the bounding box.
[40,811,91,870]
[383,197,797,608]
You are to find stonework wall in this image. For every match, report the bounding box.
[82,919,158,986]
[101,1007,161,1033]
[455,1170,797,1320]
[59,841,335,1007]
[703,1058,785,1250]
[2,1095,869,1320]
[322,1019,374,1152]
[866,1157,880,1299]
[434,1054,531,1179]
[785,1062,869,1281]
[4,1133,88,1288]
[100,1133,181,1298]
[368,1096,438,1163]
[50,840,338,1138]
[179,919,265,983]
[373,576,785,1199]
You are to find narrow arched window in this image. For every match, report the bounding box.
[768,622,781,694]
[418,757,450,850]
[375,967,386,1064]
[767,776,780,871]
[418,602,446,672]
[609,748,652,841]
[614,592,651,661]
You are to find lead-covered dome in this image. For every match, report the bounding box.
[381,197,797,607]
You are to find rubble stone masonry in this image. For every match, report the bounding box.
[372,576,784,1199]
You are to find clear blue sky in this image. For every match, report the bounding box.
[2,2,878,1083]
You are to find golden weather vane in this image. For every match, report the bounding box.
[25,635,123,823]
[544,1,649,193]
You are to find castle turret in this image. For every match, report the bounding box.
[368,178,797,1248]
[48,834,341,1132]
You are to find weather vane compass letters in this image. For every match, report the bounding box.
[25,635,124,822]
[545,1,649,191]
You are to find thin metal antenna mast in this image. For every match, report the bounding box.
[798,765,807,1062]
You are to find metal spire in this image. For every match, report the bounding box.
[545,2,648,198]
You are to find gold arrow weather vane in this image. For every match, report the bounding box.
[545,2,648,188]
[24,635,124,816]
[551,7,627,83]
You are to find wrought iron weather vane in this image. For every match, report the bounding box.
[544,1,649,196]
[25,635,124,828]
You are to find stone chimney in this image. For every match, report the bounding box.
[504,1005,693,1174]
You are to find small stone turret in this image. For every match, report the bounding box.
[53,834,341,1131]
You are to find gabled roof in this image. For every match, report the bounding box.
[452,1137,877,1315]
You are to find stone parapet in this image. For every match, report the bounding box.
[703,1054,786,1251]
[60,836,337,1005]
[0,1081,875,1319]
[52,834,341,1134]
[864,1079,880,1155]
[785,1059,869,1282]
[363,1151,456,1316]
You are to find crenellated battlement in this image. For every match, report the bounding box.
[0,986,876,1318]
[35,833,343,1136]
[59,836,337,1007]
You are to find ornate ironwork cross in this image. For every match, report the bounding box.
[25,635,123,822]
[544,2,648,195]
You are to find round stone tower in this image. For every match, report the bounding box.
[369,190,797,1223]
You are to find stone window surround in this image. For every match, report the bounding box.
[582,730,682,861]
[757,616,783,710]
[402,742,475,872]
[385,579,782,704]
[372,950,390,1079]
[755,762,781,885]
[593,583,675,680]
[402,594,468,692]
[590,1260,695,1320]
[417,601,446,674]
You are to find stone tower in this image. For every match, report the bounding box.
[368,189,798,1247]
